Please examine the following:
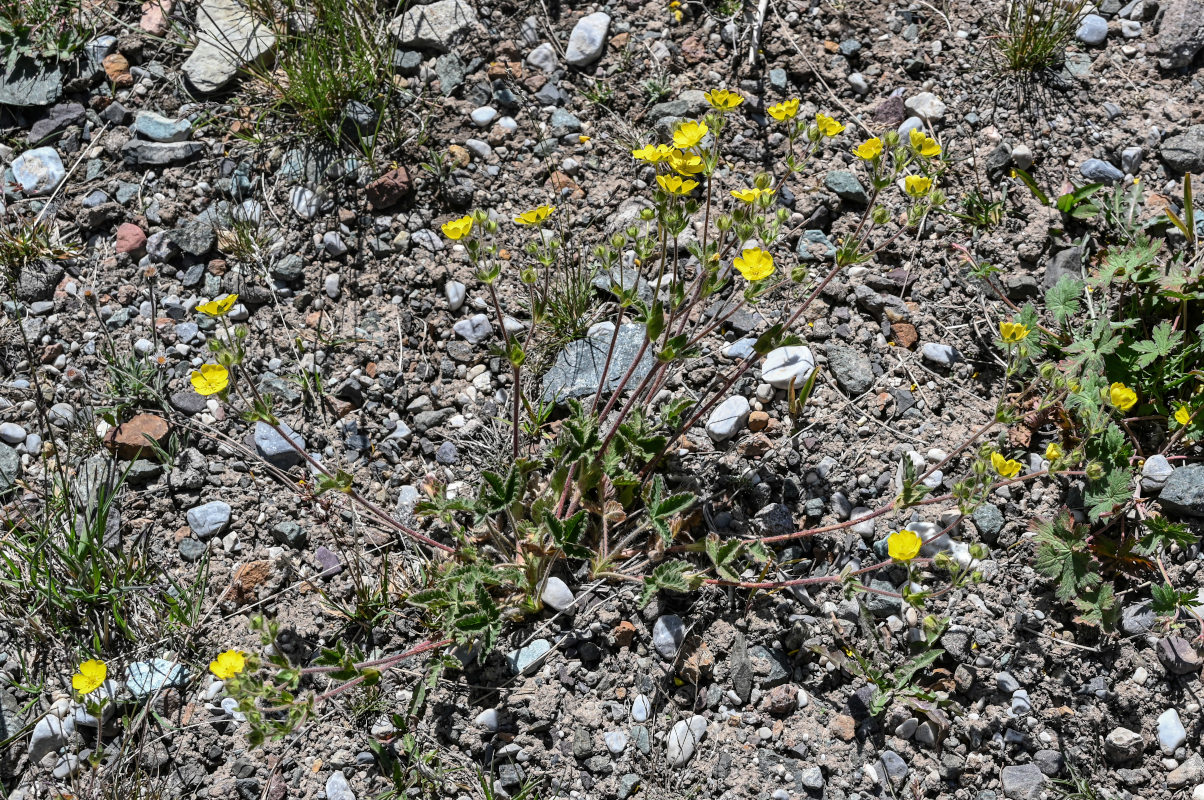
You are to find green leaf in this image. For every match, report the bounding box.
[1010,167,1050,206]
[639,560,702,606]
[1032,512,1099,602]
[1044,275,1083,327]
[1136,517,1196,556]
[1130,320,1184,369]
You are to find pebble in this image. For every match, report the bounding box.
[325,770,356,800]
[0,423,25,445]
[470,106,497,127]
[541,576,575,611]
[12,147,66,196]
[565,12,611,67]
[254,421,306,468]
[445,280,466,311]
[131,110,192,142]
[1104,726,1144,762]
[604,730,628,755]
[187,500,232,540]
[29,714,74,763]
[453,314,493,345]
[1001,763,1047,799]
[1080,158,1124,184]
[631,694,652,722]
[761,345,816,389]
[1076,14,1109,44]
[652,614,686,659]
[904,92,946,121]
[505,639,551,673]
[665,715,707,767]
[1157,708,1187,754]
[125,659,189,698]
[921,342,960,366]
[706,395,751,442]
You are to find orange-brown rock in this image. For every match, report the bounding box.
[104,413,169,459]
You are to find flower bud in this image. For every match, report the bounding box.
[1085,461,1105,481]
[639,209,655,221]
[1039,361,1057,381]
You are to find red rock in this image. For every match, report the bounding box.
[102,53,133,87]
[890,322,918,349]
[831,714,856,741]
[546,170,584,200]
[748,410,770,432]
[230,560,273,606]
[139,0,173,36]
[612,621,636,648]
[366,166,411,209]
[764,684,798,716]
[103,413,169,459]
[116,222,146,255]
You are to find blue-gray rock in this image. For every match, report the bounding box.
[470,106,497,127]
[125,659,189,699]
[824,170,870,204]
[1001,763,1047,799]
[254,421,306,468]
[617,774,641,799]
[121,140,204,166]
[0,442,18,496]
[183,0,276,92]
[972,503,1004,540]
[132,110,193,142]
[652,614,686,658]
[706,395,750,442]
[1141,454,1174,492]
[527,42,558,73]
[187,500,232,539]
[1121,600,1157,634]
[824,342,874,395]
[550,108,582,133]
[1159,463,1204,516]
[769,67,787,89]
[12,147,65,196]
[453,313,493,345]
[1076,14,1109,44]
[795,229,836,263]
[506,638,551,673]
[1157,708,1186,754]
[29,713,73,763]
[565,12,611,67]
[1161,125,1204,174]
[325,771,356,800]
[541,323,653,403]
[921,342,960,366]
[178,537,207,561]
[877,750,909,786]
[1079,158,1123,184]
[390,0,477,52]
[0,57,64,107]
[541,576,575,611]
[270,520,307,548]
[435,441,457,465]
[749,645,792,687]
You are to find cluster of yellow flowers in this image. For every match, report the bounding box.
[72,651,248,697]
[188,294,238,397]
[440,205,557,241]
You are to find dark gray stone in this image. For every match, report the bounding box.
[29,102,86,142]
[541,323,653,404]
[1001,763,1047,799]
[824,170,869,204]
[0,444,21,493]
[1159,463,1204,516]
[749,645,791,688]
[824,342,874,396]
[731,632,753,703]
[121,140,205,166]
[254,421,305,469]
[1079,158,1124,184]
[270,521,307,549]
[1162,126,1204,174]
[972,503,1004,541]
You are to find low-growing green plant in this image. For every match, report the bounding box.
[0,0,91,67]
[990,0,1088,74]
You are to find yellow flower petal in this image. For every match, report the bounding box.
[196,294,238,317]
[1175,406,1191,426]
[705,89,744,111]
[815,112,845,137]
[999,320,1029,343]
[440,215,474,240]
[72,660,107,695]
[515,205,555,225]
[904,175,933,197]
[730,187,767,203]
[1109,382,1137,412]
[672,120,709,149]
[853,137,883,160]
[887,529,922,562]
[656,174,698,196]
[668,150,705,176]
[209,650,247,680]
[991,451,1022,479]
[1045,442,1063,461]
[733,247,775,281]
[767,98,800,121]
[190,364,230,396]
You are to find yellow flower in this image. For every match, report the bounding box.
[730,187,770,203]
[705,89,744,112]
[733,247,775,281]
[632,143,674,163]
[904,175,933,197]
[1045,442,1063,461]
[196,294,238,317]
[767,98,800,121]
[815,113,845,137]
[887,529,922,562]
[441,215,473,240]
[515,205,555,225]
[853,137,883,160]
[1109,382,1137,412]
[999,320,1029,343]
[578,135,591,143]
[1175,406,1192,426]
[72,660,107,695]
[190,364,230,396]
[672,120,709,149]
[656,174,698,196]
[991,452,1022,479]
[209,650,247,680]
[908,128,941,157]
[668,150,705,176]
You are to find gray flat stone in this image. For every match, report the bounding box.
[541,323,653,404]
[182,0,276,92]
[390,0,478,52]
